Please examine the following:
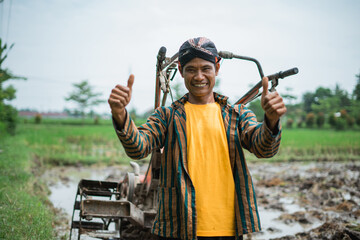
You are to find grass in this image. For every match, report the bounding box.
[19,123,133,166]
[0,120,143,239]
[0,134,55,239]
[246,128,360,161]
[20,116,147,126]
[282,128,360,148]
[19,120,360,164]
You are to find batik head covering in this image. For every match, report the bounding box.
[178,37,220,67]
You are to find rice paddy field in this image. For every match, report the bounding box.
[18,121,360,165]
[1,120,360,239]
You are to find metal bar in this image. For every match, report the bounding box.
[79,179,119,189]
[71,221,104,230]
[81,200,144,227]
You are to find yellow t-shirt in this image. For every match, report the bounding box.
[184,102,235,237]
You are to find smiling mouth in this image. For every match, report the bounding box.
[192,83,207,87]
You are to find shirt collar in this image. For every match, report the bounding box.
[172,92,229,109]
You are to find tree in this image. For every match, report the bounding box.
[353,72,360,101]
[65,80,105,118]
[302,92,315,113]
[0,39,26,135]
[315,87,332,100]
[334,84,351,109]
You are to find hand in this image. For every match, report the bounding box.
[261,77,287,131]
[108,74,135,128]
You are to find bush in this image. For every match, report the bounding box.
[286,118,294,128]
[305,112,315,128]
[340,109,348,119]
[0,122,5,135]
[356,115,360,126]
[335,117,346,131]
[297,120,303,128]
[329,113,337,128]
[34,114,42,124]
[316,112,325,128]
[94,116,100,125]
[1,104,18,135]
[346,116,355,128]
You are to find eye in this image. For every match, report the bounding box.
[186,68,195,73]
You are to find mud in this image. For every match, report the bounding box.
[248,161,360,240]
[42,161,360,240]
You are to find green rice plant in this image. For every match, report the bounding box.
[18,123,134,166]
[0,135,55,239]
[247,128,360,162]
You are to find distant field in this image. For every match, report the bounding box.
[281,128,360,148]
[246,128,360,161]
[19,121,360,164]
[19,123,130,166]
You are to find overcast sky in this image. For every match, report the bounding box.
[1,0,360,114]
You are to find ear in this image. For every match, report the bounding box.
[215,62,220,76]
[178,65,184,77]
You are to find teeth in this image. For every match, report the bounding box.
[193,83,206,87]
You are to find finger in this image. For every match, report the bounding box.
[109,96,127,109]
[265,103,286,116]
[264,94,283,108]
[115,84,130,93]
[267,107,287,118]
[108,98,122,108]
[262,77,269,97]
[277,107,287,117]
[111,93,127,104]
[127,74,135,89]
[266,101,285,114]
[112,88,130,98]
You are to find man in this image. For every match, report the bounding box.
[108,37,286,240]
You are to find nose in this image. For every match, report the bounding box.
[194,70,205,80]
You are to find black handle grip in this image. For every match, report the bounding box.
[218,51,234,59]
[268,67,298,80]
[157,46,167,63]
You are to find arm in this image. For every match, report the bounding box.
[240,77,286,158]
[261,76,287,131]
[114,107,168,159]
[108,74,167,159]
[239,105,282,158]
[108,74,135,129]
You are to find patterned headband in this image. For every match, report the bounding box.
[178,37,220,67]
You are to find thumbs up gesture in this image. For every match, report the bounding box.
[108,74,135,128]
[261,77,287,131]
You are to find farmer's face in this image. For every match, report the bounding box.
[180,57,220,104]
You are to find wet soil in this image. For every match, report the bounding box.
[42,161,360,240]
[247,161,360,240]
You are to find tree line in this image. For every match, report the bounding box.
[248,73,360,130]
[1,36,359,133]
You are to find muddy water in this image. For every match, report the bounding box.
[42,161,360,240]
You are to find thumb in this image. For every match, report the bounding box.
[127,74,135,89]
[262,77,269,97]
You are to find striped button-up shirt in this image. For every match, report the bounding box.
[115,93,282,240]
